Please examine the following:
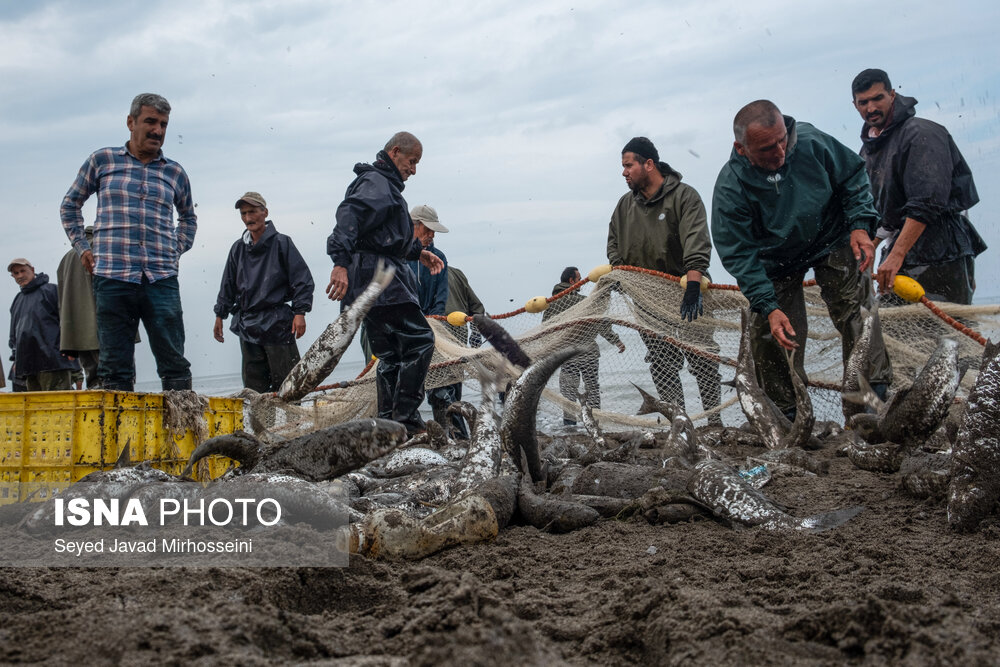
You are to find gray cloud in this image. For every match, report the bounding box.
[2,0,998,384]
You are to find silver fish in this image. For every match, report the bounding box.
[500,346,582,482]
[633,383,708,463]
[881,337,960,447]
[205,473,350,530]
[687,459,863,531]
[278,263,395,401]
[842,305,876,420]
[182,418,407,481]
[22,464,177,535]
[579,388,607,451]
[845,441,904,473]
[365,447,449,478]
[451,377,503,497]
[948,339,1000,531]
[733,308,792,450]
[782,347,816,450]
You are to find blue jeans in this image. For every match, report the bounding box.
[93,275,192,391]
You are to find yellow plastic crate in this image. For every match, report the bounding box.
[0,390,243,504]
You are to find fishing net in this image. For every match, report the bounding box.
[245,267,1000,438]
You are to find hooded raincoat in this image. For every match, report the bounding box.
[859,94,986,268]
[9,272,75,377]
[215,221,314,346]
[327,151,424,310]
[607,169,711,275]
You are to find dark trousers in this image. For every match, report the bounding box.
[428,382,470,439]
[750,244,893,414]
[899,255,976,305]
[558,348,601,424]
[240,339,301,393]
[75,350,101,389]
[640,332,723,424]
[365,303,435,433]
[93,275,192,391]
[25,370,73,392]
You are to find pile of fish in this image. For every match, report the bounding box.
[822,300,1000,531]
[8,274,1000,559]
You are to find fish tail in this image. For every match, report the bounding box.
[372,261,397,290]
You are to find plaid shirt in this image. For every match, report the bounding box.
[60,143,197,283]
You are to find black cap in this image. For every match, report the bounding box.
[622,137,659,163]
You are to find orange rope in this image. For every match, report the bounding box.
[919,296,987,346]
[611,265,743,291]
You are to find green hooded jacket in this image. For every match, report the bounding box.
[711,116,879,315]
[607,170,711,276]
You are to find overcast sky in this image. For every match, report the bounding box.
[2,0,998,385]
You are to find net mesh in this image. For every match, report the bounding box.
[246,267,1000,439]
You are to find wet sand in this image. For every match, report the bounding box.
[2,434,1000,666]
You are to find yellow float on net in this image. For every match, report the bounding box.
[446,311,468,326]
[892,274,925,303]
[679,275,711,292]
[525,296,549,313]
[587,264,613,283]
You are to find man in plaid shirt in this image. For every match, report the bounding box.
[60,93,196,391]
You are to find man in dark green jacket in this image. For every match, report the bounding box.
[608,137,722,425]
[711,100,892,417]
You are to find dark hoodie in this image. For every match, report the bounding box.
[215,221,314,346]
[9,272,75,376]
[327,150,424,309]
[859,94,986,267]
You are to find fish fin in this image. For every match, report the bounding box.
[800,505,865,532]
[842,374,884,412]
[632,382,660,416]
[114,439,132,469]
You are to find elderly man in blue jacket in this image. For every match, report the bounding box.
[406,204,469,438]
[214,191,314,393]
[326,132,444,435]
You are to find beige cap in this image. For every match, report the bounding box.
[7,258,33,272]
[410,204,449,232]
[235,191,267,209]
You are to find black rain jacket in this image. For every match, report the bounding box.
[214,221,314,346]
[9,272,75,376]
[327,151,424,310]
[860,94,986,266]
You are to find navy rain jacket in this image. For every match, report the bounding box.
[327,151,424,310]
[214,221,314,346]
[407,243,448,316]
[9,272,75,376]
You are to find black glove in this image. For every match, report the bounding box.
[680,280,703,322]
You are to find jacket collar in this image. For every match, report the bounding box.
[860,94,917,146]
[21,272,49,293]
[354,149,406,191]
[244,221,278,251]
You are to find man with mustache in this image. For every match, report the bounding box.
[852,69,986,304]
[60,93,196,391]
